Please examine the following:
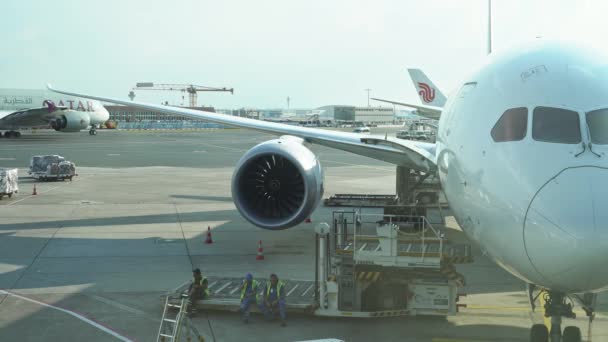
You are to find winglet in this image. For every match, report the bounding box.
[46,83,54,91]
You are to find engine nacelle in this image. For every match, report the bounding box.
[232,137,324,230]
[50,111,91,132]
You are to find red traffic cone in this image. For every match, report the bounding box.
[304,218,312,223]
[256,240,265,260]
[204,226,213,244]
[32,184,38,196]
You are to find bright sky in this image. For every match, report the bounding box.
[1,0,607,109]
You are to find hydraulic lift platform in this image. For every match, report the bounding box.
[165,278,317,313]
[162,211,471,319]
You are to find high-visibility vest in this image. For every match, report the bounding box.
[193,276,210,297]
[240,279,260,300]
[266,281,285,299]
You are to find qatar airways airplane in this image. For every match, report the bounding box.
[0,89,109,137]
[49,22,608,342]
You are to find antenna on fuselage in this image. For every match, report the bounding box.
[487,0,492,55]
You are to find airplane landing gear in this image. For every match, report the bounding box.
[529,291,580,342]
[3,131,21,138]
[89,128,97,135]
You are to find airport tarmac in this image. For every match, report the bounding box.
[0,129,606,342]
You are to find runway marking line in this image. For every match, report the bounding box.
[5,174,94,206]
[0,289,136,342]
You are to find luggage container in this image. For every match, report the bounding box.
[0,168,18,200]
[29,155,77,181]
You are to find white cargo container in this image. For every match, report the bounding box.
[0,168,18,200]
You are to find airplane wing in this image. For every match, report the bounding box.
[371,97,442,120]
[48,85,437,172]
[0,106,68,129]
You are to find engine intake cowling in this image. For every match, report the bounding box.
[50,111,90,132]
[232,137,324,230]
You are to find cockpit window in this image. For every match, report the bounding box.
[586,109,608,144]
[491,107,527,142]
[532,107,581,144]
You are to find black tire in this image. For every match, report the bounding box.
[530,324,549,342]
[8,193,12,198]
[15,132,21,137]
[563,326,581,342]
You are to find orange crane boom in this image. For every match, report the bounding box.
[132,83,233,107]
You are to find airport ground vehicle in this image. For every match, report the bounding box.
[163,212,471,319]
[28,155,77,181]
[353,127,370,134]
[0,168,18,200]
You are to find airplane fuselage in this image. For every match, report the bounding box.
[437,41,608,293]
[0,89,109,130]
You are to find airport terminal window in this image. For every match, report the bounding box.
[532,107,581,144]
[491,107,527,142]
[586,109,608,144]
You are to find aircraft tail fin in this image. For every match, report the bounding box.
[407,68,447,108]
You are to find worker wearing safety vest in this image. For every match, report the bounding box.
[259,273,287,326]
[239,273,260,323]
[188,268,209,314]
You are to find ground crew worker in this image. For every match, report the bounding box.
[239,273,259,323]
[187,268,209,314]
[259,273,287,326]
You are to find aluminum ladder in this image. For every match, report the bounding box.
[157,296,188,342]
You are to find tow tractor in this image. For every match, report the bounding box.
[163,211,471,319]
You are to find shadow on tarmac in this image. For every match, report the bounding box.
[170,194,233,202]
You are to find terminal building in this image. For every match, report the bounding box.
[105,105,216,122]
[105,104,395,126]
[317,105,395,125]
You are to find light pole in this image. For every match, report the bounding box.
[364,89,371,107]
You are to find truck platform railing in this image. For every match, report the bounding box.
[330,211,472,268]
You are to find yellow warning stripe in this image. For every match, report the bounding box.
[356,271,381,282]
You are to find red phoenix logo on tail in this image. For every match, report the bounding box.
[417,82,435,103]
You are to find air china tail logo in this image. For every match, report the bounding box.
[417,82,435,103]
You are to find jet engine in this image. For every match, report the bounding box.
[232,137,324,230]
[50,111,91,132]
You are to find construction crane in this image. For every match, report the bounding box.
[132,83,233,107]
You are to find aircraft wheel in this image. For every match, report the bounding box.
[15,131,21,137]
[562,326,581,342]
[89,129,97,136]
[530,324,549,342]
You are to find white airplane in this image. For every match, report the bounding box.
[371,68,446,120]
[0,89,109,137]
[48,11,608,342]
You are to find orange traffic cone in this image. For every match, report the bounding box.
[205,226,213,244]
[256,240,265,260]
[32,184,37,196]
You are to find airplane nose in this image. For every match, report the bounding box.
[523,167,608,292]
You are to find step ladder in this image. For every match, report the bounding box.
[157,296,188,342]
